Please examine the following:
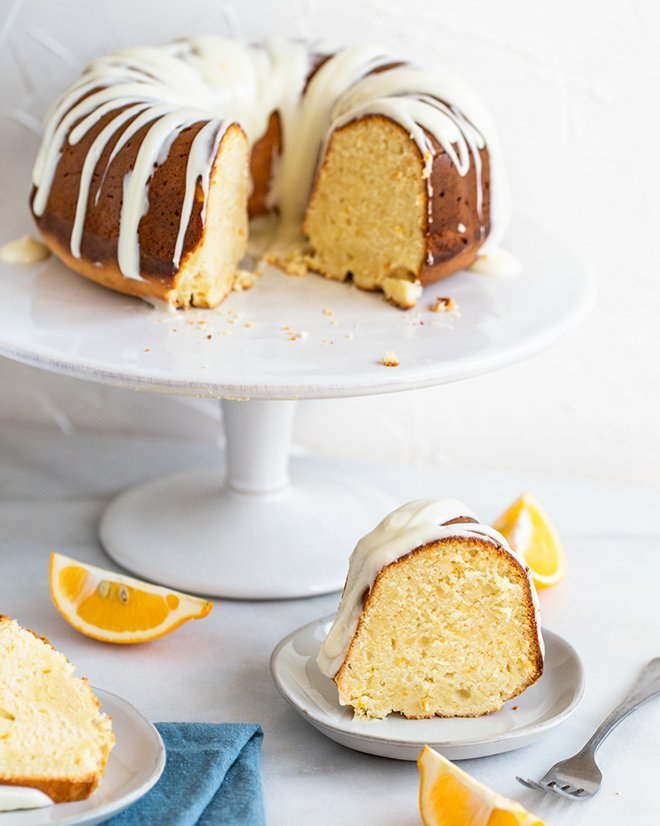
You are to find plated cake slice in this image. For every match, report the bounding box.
[0,616,114,802]
[317,499,544,719]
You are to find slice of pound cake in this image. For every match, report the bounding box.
[317,500,544,719]
[0,616,114,802]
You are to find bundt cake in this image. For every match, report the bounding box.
[30,37,510,309]
[317,499,544,719]
[0,616,115,802]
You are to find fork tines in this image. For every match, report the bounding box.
[516,776,589,799]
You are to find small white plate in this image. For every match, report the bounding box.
[271,615,585,761]
[1,689,165,825]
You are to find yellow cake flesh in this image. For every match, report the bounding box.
[172,124,249,309]
[304,115,427,306]
[335,537,543,719]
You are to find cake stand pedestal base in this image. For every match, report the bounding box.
[99,400,393,599]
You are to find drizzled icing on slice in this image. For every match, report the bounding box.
[0,786,52,812]
[32,37,510,283]
[316,498,543,679]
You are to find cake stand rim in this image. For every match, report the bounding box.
[0,219,594,400]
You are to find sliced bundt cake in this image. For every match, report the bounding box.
[30,38,508,309]
[317,499,544,719]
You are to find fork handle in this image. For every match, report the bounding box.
[581,657,660,755]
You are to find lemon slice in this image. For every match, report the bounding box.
[493,492,565,589]
[418,746,543,825]
[49,553,212,644]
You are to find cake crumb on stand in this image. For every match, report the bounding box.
[430,296,459,314]
[380,351,400,367]
[233,269,258,291]
[382,277,423,309]
[265,241,314,278]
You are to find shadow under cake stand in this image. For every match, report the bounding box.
[0,219,592,599]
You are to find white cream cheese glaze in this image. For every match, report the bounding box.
[0,786,52,811]
[0,234,50,264]
[316,498,543,678]
[31,37,510,281]
[468,247,522,277]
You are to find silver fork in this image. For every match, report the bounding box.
[517,657,660,800]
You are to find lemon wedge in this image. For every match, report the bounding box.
[493,493,565,588]
[50,553,212,643]
[418,746,543,825]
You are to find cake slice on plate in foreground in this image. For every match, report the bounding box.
[317,499,544,719]
[0,615,115,802]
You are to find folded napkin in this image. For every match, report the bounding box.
[107,723,265,826]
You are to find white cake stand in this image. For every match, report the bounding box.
[0,219,592,598]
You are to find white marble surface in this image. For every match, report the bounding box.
[1,427,659,824]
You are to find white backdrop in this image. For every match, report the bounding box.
[1,0,658,486]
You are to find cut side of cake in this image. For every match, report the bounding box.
[304,116,427,307]
[317,500,543,720]
[167,124,249,309]
[0,616,115,802]
[304,115,492,308]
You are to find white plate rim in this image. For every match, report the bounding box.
[0,688,165,825]
[270,614,585,751]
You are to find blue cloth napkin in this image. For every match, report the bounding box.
[106,723,265,826]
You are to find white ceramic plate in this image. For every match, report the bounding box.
[0,689,165,825]
[271,615,585,761]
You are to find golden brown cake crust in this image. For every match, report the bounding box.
[0,774,102,804]
[36,227,176,303]
[334,537,543,719]
[420,135,490,284]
